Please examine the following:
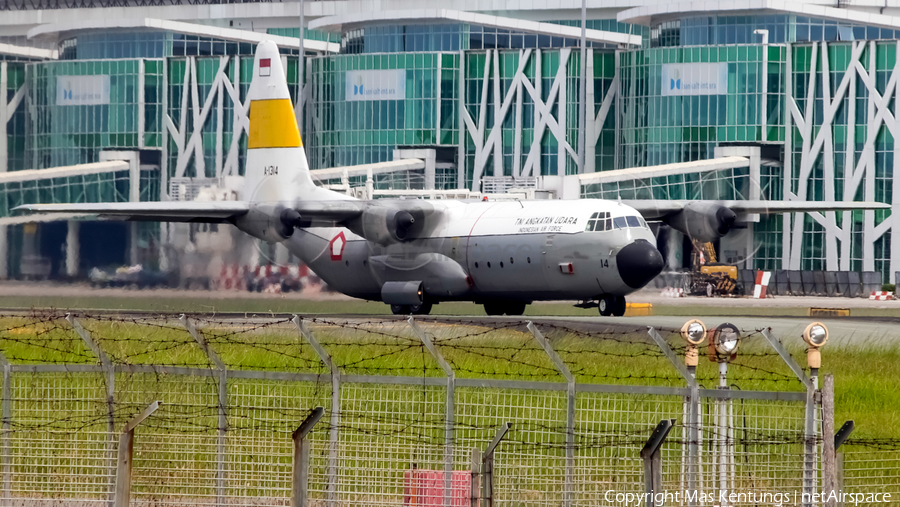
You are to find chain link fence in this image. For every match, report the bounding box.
[0,312,888,507]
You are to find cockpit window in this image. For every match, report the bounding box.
[625,216,641,228]
[613,216,627,229]
[586,212,612,232]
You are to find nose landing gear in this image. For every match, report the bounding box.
[598,295,627,317]
[483,301,528,316]
[390,301,433,315]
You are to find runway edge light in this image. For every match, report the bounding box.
[803,322,829,369]
[713,322,741,361]
[680,319,706,367]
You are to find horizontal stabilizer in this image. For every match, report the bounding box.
[12,201,250,223]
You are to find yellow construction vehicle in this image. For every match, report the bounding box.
[687,241,741,296]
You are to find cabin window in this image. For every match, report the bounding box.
[586,212,612,232]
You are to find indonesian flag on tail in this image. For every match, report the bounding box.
[259,58,271,76]
[753,270,772,299]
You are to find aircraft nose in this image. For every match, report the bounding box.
[616,239,665,289]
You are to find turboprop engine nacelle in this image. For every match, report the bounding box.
[662,202,737,243]
[233,204,293,243]
[352,206,424,245]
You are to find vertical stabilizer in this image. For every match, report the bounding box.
[244,41,317,203]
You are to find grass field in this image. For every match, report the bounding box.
[0,313,897,503]
[3,292,900,318]
[0,313,897,441]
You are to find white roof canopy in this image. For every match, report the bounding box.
[28,18,340,53]
[0,42,57,60]
[310,9,642,47]
[0,161,130,185]
[578,156,750,184]
[310,159,425,182]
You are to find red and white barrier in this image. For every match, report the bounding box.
[752,270,772,299]
[869,291,894,301]
[218,264,245,290]
[661,287,684,298]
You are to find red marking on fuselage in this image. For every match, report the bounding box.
[329,231,347,261]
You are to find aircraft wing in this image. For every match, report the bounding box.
[718,200,890,214]
[623,200,890,220]
[290,201,366,226]
[12,201,251,223]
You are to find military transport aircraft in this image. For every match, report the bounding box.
[15,41,889,316]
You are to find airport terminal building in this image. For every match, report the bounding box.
[1,0,899,283]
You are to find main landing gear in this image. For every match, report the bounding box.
[483,301,527,316]
[390,301,434,315]
[598,295,627,317]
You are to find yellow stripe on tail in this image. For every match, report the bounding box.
[248,98,302,149]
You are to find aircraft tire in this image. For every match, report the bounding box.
[391,304,411,315]
[503,301,527,316]
[484,302,505,316]
[598,295,614,316]
[612,296,627,317]
[410,301,433,315]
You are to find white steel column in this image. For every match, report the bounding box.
[457,49,465,190]
[0,63,7,279]
[0,62,7,175]
[492,50,502,177]
[782,44,793,268]
[577,0,586,175]
[584,49,596,174]
[66,221,79,277]
[138,60,145,149]
[298,0,305,136]
[436,53,442,148]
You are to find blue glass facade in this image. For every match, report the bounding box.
[651,14,900,48]
[340,21,646,54]
[59,30,299,61]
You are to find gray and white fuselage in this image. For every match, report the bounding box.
[284,198,663,304]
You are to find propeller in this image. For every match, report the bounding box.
[394,211,415,240]
[716,206,737,235]
[280,208,303,237]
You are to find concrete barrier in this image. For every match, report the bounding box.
[862,271,882,295]
[813,271,827,296]
[848,271,863,297]
[824,271,839,297]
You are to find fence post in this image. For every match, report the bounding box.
[293,407,324,507]
[181,316,227,507]
[834,421,853,507]
[114,401,160,507]
[823,375,835,507]
[67,314,117,507]
[761,328,816,507]
[294,316,340,507]
[0,351,9,507]
[804,365,819,507]
[648,327,698,505]
[641,420,674,507]
[527,321,574,507]
[482,423,510,507]
[409,317,456,507]
[470,447,481,507]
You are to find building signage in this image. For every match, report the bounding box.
[345,69,406,101]
[56,75,111,106]
[660,63,728,96]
